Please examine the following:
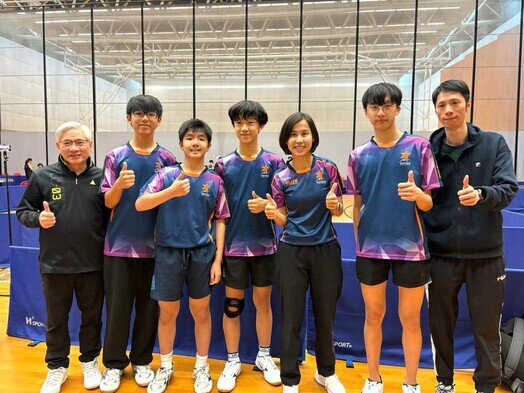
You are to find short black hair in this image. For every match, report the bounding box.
[362,82,402,109]
[126,94,163,117]
[178,119,213,143]
[228,100,268,126]
[279,112,319,155]
[432,79,470,106]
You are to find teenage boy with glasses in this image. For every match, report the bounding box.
[99,95,176,393]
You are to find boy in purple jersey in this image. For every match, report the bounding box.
[214,100,284,392]
[264,112,346,393]
[99,95,176,393]
[346,83,441,393]
[136,119,230,393]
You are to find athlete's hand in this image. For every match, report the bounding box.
[39,201,56,229]
[326,183,339,210]
[457,175,479,206]
[209,259,222,285]
[116,162,135,190]
[264,193,278,220]
[247,191,267,214]
[398,170,423,202]
[169,172,190,197]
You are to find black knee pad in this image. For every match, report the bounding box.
[224,297,245,318]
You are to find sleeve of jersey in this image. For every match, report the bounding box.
[271,175,286,208]
[274,156,286,172]
[326,161,344,196]
[214,160,224,178]
[16,174,43,228]
[346,151,360,195]
[420,142,442,191]
[140,170,166,196]
[214,178,231,220]
[100,153,117,193]
[161,149,177,167]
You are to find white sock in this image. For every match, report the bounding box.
[227,352,240,363]
[160,352,173,369]
[257,346,270,358]
[195,354,208,368]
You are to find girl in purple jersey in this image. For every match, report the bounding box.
[264,112,346,393]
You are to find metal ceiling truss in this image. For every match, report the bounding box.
[0,0,519,82]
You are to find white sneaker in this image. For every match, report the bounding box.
[361,377,384,393]
[133,364,154,387]
[435,383,455,393]
[283,385,299,393]
[217,361,241,392]
[403,383,421,393]
[40,367,67,393]
[81,357,102,389]
[147,366,173,393]
[254,355,282,386]
[193,363,213,393]
[99,368,123,393]
[315,371,346,393]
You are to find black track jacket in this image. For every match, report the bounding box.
[423,124,518,259]
[16,156,106,274]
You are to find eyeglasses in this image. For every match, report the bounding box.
[59,139,89,148]
[367,103,396,113]
[132,111,159,119]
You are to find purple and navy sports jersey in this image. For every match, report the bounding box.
[271,156,343,246]
[215,149,285,256]
[346,133,441,261]
[101,143,176,258]
[141,165,230,248]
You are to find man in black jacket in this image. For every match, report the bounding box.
[17,121,106,393]
[424,80,518,393]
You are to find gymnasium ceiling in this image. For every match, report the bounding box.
[0,0,521,82]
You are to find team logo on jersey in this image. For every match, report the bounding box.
[201,183,211,197]
[51,187,62,200]
[261,164,270,178]
[284,178,298,187]
[399,150,411,166]
[155,162,163,170]
[90,179,96,186]
[315,170,327,184]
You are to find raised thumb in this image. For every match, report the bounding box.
[121,161,127,171]
[252,191,260,199]
[463,174,469,189]
[176,171,186,181]
[265,193,276,206]
[408,170,414,183]
[43,201,51,212]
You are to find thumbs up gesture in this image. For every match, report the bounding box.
[39,201,56,229]
[457,174,480,206]
[169,171,190,197]
[264,193,278,220]
[247,190,267,214]
[397,170,422,201]
[326,183,340,211]
[117,162,135,190]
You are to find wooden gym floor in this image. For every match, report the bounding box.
[0,268,511,393]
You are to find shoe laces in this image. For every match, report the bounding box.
[436,383,454,392]
[257,355,278,371]
[82,359,99,378]
[47,368,65,386]
[221,361,240,378]
[134,365,152,379]
[150,367,171,389]
[194,364,211,388]
[104,369,122,384]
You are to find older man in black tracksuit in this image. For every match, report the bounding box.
[424,80,518,393]
[17,122,106,393]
